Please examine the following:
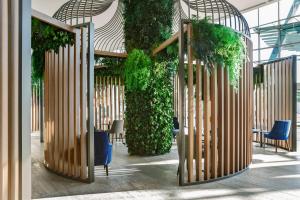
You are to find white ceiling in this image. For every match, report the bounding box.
[228,0,275,11]
[32,0,276,17]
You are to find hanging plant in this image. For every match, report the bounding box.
[124,49,152,91]
[31,18,75,81]
[191,18,246,88]
[94,56,125,77]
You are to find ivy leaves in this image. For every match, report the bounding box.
[124,49,152,91]
[192,19,246,88]
[125,60,174,155]
[31,18,74,81]
[123,0,174,53]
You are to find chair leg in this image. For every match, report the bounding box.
[275,140,278,153]
[286,140,291,151]
[105,165,109,176]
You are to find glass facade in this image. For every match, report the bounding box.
[243,0,300,75]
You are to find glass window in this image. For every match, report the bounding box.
[243,9,258,28]
[280,0,295,20]
[253,50,259,63]
[259,2,279,26]
[281,43,300,57]
[261,47,279,61]
[280,23,300,46]
[251,33,259,50]
[259,28,279,49]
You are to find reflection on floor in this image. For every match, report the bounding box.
[32,133,300,200]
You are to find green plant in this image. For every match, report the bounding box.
[94,57,125,77]
[31,18,74,81]
[192,18,246,88]
[124,49,152,91]
[123,0,174,53]
[125,61,174,155]
[123,0,175,156]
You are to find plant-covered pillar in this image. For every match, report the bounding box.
[123,0,174,155]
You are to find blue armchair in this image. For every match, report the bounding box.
[94,131,112,176]
[264,120,291,152]
[173,117,180,139]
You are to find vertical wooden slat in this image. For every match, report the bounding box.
[80,28,87,179]
[204,68,210,180]
[211,66,218,179]
[68,43,75,176]
[63,46,69,174]
[195,60,202,181]
[230,87,235,173]
[54,51,59,171]
[0,0,9,196]
[187,23,194,182]
[58,47,64,172]
[74,29,81,177]
[217,67,224,177]
[224,69,230,175]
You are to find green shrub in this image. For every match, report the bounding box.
[124,49,152,91]
[123,0,174,53]
[192,18,246,88]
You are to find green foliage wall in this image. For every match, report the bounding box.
[123,0,173,53]
[125,61,175,155]
[123,0,175,155]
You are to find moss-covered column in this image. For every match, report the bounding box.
[123,0,174,155]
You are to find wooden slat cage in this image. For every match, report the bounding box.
[177,21,253,185]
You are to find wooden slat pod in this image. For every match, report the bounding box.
[253,56,296,150]
[43,26,91,181]
[179,25,253,184]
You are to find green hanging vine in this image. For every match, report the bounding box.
[94,56,125,77]
[31,18,75,82]
[191,18,246,88]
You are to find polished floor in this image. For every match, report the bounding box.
[32,133,300,200]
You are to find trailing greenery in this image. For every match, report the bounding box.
[31,18,74,81]
[125,61,175,155]
[123,0,174,53]
[94,57,125,77]
[124,49,152,91]
[192,18,246,88]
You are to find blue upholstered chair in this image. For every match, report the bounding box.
[264,120,291,152]
[173,117,180,140]
[94,131,112,176]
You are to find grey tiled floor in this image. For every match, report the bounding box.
[32,133,300,200]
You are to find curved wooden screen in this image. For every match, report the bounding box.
[177,23,253,185]
[253,56,297,151]
[37,9,95,182]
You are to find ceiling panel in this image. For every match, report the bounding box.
[227,0,275,11]
[32,0,276,17]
